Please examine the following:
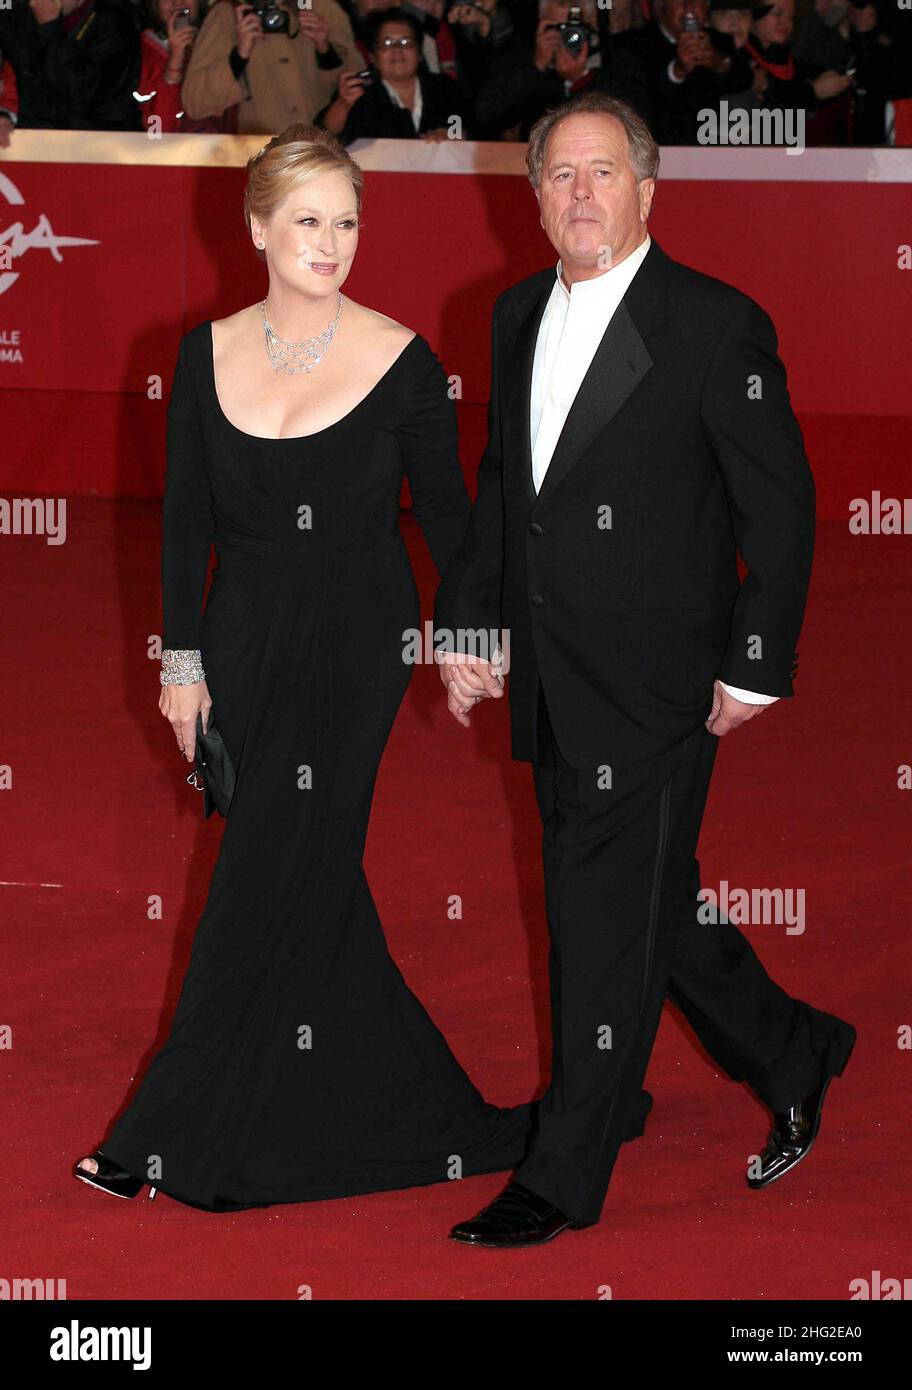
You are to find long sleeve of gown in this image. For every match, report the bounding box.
[398,341,471,578]
[161,336,215,651]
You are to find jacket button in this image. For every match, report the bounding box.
[531,594,544,606]
[529,522,543,536]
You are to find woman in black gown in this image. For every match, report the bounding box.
[73,123,534,1212]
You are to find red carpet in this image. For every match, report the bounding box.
[1,502,907,1299]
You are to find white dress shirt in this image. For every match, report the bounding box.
[382,77,423,132]
[528,233,777,708]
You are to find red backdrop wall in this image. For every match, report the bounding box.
[2,138,910,520]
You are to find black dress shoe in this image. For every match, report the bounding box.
[450,1181,589,1248]
[747,1078,834,1189]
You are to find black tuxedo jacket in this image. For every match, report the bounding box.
[433,238,815,770]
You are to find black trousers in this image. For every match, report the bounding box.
[514,681,856,1226]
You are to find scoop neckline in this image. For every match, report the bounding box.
[205,321,422,442]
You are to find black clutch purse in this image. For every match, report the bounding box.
[191,711,236,818]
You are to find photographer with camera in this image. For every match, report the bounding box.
[792,0,897,143]
[182,0,360,133]
[135,0,228,132]
[445,1,514,91]
[0,0,140,129]
[620,0,754,143]
[475,0,648,140]
[317,7,473,143]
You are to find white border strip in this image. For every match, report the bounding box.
[2,131,911,182]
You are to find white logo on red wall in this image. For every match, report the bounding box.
[0,171,99,298]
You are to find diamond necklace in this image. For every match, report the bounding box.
[260,295,343,375]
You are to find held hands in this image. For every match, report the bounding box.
[435,649,504,728]
[160,679,212,764]
[705,679,770,738]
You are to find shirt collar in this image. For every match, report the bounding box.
[555,233,652,303]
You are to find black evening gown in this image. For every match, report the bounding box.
[102,322,535,1211]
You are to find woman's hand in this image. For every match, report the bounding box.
[164,10,197,82]
[298,6,331,54]
[336,69,370,112]
[159,679,212,763]
[234,4,264,61]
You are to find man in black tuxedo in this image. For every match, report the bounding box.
[433,91,855,1248]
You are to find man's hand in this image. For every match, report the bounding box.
[812,69,854,100]
[692,31,728,73]
[554,38,589,82]
[29,0,63,24]
[672,32,704,78]
[435,649,503,728]
[533,18,561,71]
[705,679,770,737]
[448,2,492,39]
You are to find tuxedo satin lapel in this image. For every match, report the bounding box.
[501,281,552,507]
[531,238,668,513]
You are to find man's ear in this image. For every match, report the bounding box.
[639,178,656,223]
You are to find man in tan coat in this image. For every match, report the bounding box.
[183,0,361,133]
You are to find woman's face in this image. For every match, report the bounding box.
[753,0,794,45]
[252,170,360,300]
[711,8,751,46]
[156,0,199,27]
[373,21,421,82]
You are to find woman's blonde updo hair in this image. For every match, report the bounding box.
[244,124,365,259]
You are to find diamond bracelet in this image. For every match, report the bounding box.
[160,649,206,686]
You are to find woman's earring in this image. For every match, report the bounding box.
[255,239,265,249]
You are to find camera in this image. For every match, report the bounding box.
[251,3,290,35]
[545,6,591,55]
[173,7,194,32]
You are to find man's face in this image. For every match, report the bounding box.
[659,0,710,38]
[709,7,751,45]
[753,0,795,45]
[536,114,654,282]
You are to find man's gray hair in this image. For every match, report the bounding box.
[526,93,661,189]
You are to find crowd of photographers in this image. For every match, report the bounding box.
[1,0,910,149]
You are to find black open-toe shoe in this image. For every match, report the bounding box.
[72,1150,157,1201]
